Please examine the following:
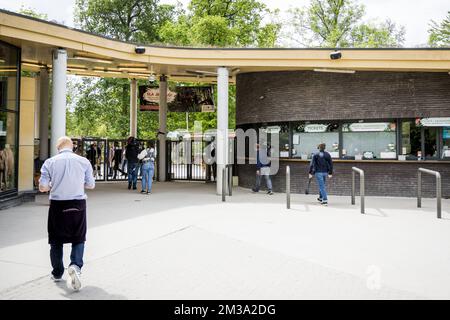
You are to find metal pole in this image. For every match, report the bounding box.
[222,167,226,202]
[417,171,422,208]
[351,170,355,205]
[228,165,232,196]
[286,165,290,209]
[437,173,442,219]
[360,171,365,214]
[50,48,67,156]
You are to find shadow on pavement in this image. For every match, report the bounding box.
[58,283,127,300]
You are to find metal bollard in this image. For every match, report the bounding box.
[228,165,233,196]
[351,167,365,214]
[222,167,226,202]
[286,165,290,209]
[417,168,442,219]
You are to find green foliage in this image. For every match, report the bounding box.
[159,0,280,47]
[74,0,177,42]
[349,19,405,48]
[191,15,236,46]
[428,11,450,47]
[66,77,131,138]
[18,6,48,20]
[308,0,365,47]
[287,0,404,48]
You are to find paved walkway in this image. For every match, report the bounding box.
[0,182,449,299]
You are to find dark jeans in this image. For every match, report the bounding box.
[127,162,138,187]
[50,242,84,278]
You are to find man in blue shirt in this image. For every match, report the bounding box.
[309,143,333,206]
[252,143,274,195]
[39,136,95,291]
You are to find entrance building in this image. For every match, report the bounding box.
[0,9,449,207]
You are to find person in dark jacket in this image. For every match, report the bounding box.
[252,143,274,195]
[125,136,140,190]
[309,143,333,205]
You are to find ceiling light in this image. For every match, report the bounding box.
[118,66,149,72]
[71,55,113,64]
[22,62,47,68]
[313,68,355,74]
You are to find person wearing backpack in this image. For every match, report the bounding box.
[309,143,333,206]
[138,141,157,194]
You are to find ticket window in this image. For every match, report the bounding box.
[423,127,438,159]
[442,127,450,159]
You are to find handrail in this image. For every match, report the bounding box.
[417,168,442,219]
[286,166,290,209]
[351,167,365,214]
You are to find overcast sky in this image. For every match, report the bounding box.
[0,0,448,47]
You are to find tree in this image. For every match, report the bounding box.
[74,0,177,43]
[428,11,450,47]
[349,19,405,48]
[18,6,48,20]
[284,0,404,48]
[159,0,281,47]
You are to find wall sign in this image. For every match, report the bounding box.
[348,123,389,132]
[420,117,450,127]
[139,86,214,112]
[304,124,328,133]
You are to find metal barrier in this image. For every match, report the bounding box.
[351,167,365,214]
[417,168,442,219]
[286,166,290,209]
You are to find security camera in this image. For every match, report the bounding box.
[135,46,146,54]
[330,51,342,60]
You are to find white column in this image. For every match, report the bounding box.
[130,79,137,137]
[39,68,49,160]
[51,49,67,156]
[216,67,229,195]
[158,75,167,181]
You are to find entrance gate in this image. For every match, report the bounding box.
[71,138,157,182]
[167,139,211,181]
[166,138,236,182]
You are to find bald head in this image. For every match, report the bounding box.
[56,136,73,152]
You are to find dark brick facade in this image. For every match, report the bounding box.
[235,70,450,197]
[238,161,450,198]
[236,71,450,125]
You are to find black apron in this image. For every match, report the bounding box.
[48,199,87,244]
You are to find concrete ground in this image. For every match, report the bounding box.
[0,181,449,300]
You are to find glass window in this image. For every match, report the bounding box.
[0,111,18,192]
[400,120,421,159]
[292,122,339,159]
[423,127,438,159]
[259,123,289,158]
[0,42,19,195]
[443,127,450,159]
[342,121,397,159]
[0,44,19,111]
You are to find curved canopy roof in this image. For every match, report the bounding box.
[1,9,449,83]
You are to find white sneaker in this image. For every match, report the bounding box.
[67,265,82,291]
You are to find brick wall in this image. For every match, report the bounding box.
[236,71,450,125]
[238,161,450,198]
